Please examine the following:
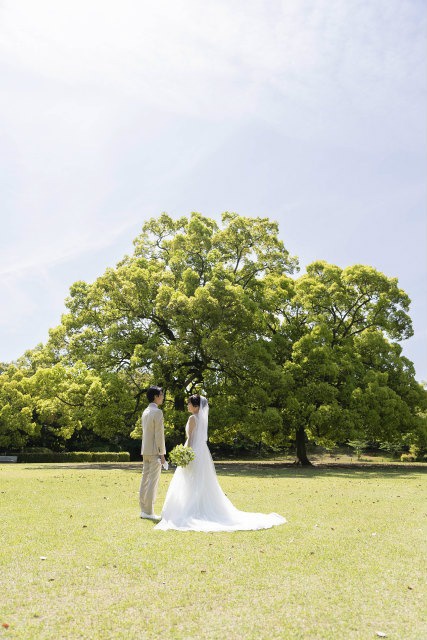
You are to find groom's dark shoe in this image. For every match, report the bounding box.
[140,512,161,521]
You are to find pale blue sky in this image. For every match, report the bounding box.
[1,1,426,380]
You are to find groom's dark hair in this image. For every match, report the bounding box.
[147,386,163,402]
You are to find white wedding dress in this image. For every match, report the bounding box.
[155,398,286,532]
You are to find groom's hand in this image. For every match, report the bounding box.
[160,455,166,465]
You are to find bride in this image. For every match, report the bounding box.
[155,394,286,532]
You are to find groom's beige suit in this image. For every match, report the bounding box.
[139,402,166,515]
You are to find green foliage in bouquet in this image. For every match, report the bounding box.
[168,444,195,467]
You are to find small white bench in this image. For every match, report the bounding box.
[0,456,18,463]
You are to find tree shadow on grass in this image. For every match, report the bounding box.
[22,462,143,472]
[22,461,426,480]
[213,462,427,480]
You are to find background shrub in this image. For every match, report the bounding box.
[400,453,416,462]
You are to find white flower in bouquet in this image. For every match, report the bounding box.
[168,444,195,467]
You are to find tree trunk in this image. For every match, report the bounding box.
[295,425,313,466]
[174,394,185,411]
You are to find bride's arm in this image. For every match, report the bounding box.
[187,415,196,447]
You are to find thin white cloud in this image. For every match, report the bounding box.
[1,0,424,164]
[0,216,135,278]
[0,0,426,374]
[1,1,424,121]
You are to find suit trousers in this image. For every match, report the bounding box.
[139,455,162,515]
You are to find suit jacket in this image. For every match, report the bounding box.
[141,403,166,456]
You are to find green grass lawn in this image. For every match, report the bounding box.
[0,463,426,639]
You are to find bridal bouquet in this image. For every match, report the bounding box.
[168,444,195,467]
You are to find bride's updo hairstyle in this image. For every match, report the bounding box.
[188,394,201,408]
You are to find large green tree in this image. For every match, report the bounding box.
[43,212,296,445]
[279,261,425,463]
[2,216,425,461]
[0,366,36,449]
[0,357,135,451]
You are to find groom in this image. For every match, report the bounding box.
[139,386,166,521]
